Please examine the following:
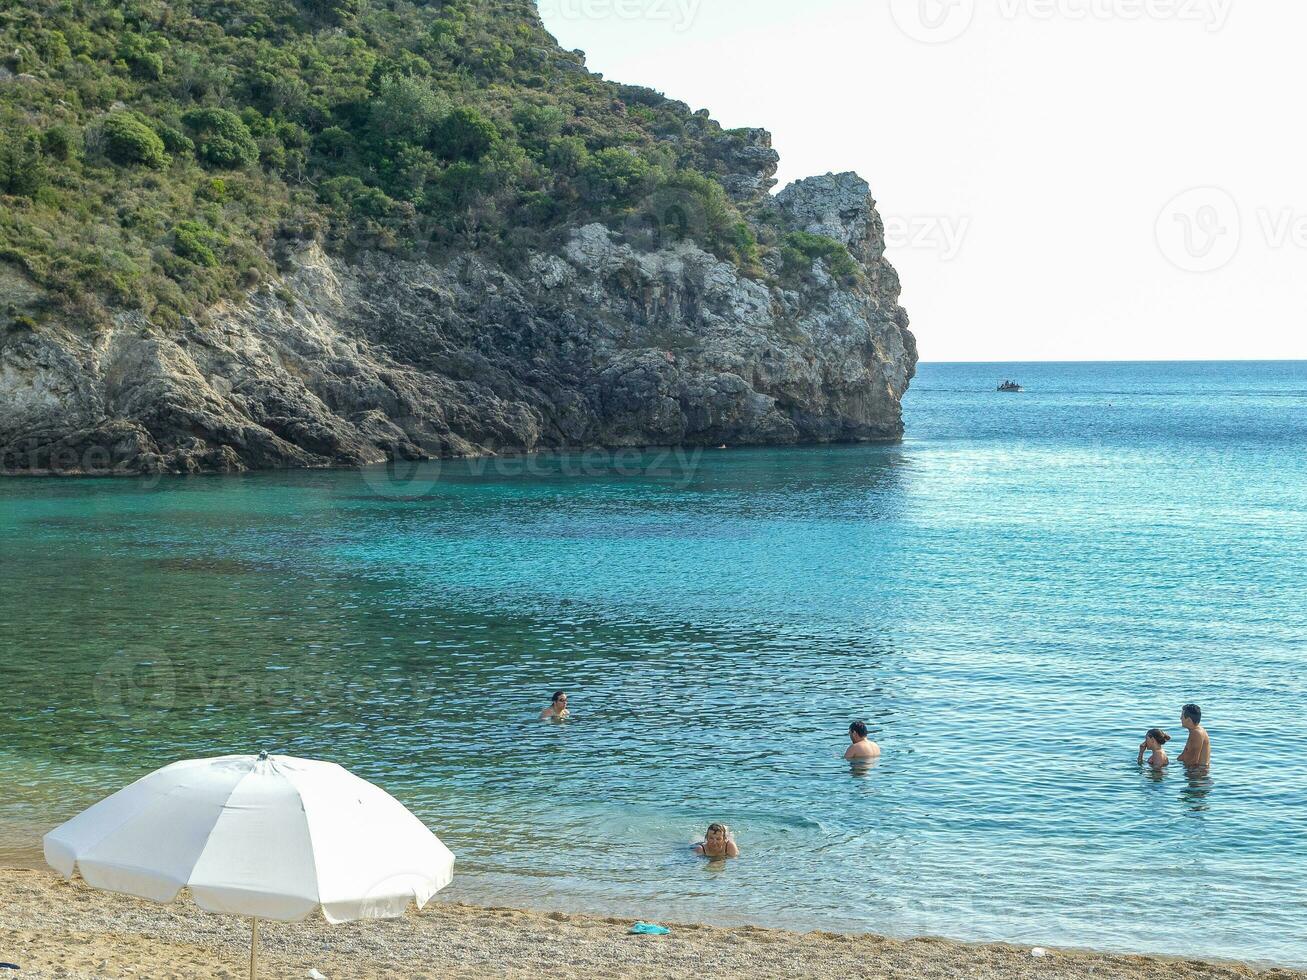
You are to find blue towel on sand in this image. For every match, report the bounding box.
[630,922,670,936]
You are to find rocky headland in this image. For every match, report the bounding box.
[0,2,915,475]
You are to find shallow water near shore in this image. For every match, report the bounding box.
[1,361,1305,965]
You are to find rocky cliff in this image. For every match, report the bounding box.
[1,168,914,475]
[0,0,914,476]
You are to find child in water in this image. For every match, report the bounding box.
[1136,728,1172,769]
[694,823,740,859]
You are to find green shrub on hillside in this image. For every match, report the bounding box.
[428,161,490,215]
[0,130,45,197]
[582,148,652,204]
[102,112,168,168]
[664,170,759,268]
[431,106,499,162]
[172,221,225,267]
[782,231,860,283]
[545,136,589,177]
[119,32,165,81]
[315,127,354,161]
[183,108,259,169]
[154,122,194,157]
[40,125,77,162]
[303,0,365,26]
[199,178,227,202]
[512,104,565,154]
[371,75,447,143]
[319,176,394,220]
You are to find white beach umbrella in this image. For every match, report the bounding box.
[44,752,454,978]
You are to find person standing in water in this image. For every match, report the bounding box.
[1136,728,1171,769]
[1177,703,1210,767]
[844,720,882,760]
[540,691,569,721]
[694,823,739,859]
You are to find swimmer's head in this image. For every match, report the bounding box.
[849,720,868,742]
[551,691,567,706]
[705,823,730,847]
[1181,703,1201,727]
[1145,728,1171,749]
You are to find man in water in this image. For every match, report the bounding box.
[540,690,569,721]
[844,721,881,760]
[1177,703,1210,767]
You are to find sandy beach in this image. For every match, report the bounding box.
[0,868,1300,980]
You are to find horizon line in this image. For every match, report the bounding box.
[918,358,1306,365]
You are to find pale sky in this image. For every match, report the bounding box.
[537,0,1306,362]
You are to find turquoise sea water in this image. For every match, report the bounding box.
[1,361,1305,965]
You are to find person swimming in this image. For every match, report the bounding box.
[1137,728,1171,769]
[844,720,882,761]
[693,823,739,859]
[539,690,569,721]
[1177,703,1211,767]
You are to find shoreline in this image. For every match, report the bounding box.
[0,869,1301,980]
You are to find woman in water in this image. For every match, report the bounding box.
[1136,728,1172,770]
[539,691,569,721]
[694,823,739,859]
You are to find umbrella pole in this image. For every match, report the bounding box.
[249,917,259,980]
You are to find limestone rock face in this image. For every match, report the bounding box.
[0,175,916,475]
[777,172,883,262]
[707,128,781,204]
[774,172,906,324]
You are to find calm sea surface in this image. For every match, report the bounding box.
[1,361,1305,964]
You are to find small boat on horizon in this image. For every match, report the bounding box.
[998,380,1024,392]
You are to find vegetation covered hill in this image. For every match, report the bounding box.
[0,0,849,330]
